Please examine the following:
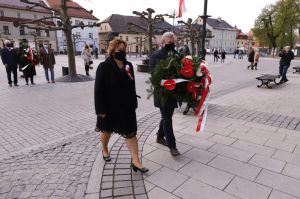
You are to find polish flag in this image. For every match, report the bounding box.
[178,0,187,18]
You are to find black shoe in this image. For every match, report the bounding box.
[9,84,12,87]
[156,137,168,147]
[102,150,111,162]
[170,148,181,156]
[131,162,149,173]
[279,79,285,84]
[284,79,289,82]
[14,84,18,87]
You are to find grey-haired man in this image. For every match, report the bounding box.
[149,32,180,156]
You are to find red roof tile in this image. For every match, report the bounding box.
[46,0,98,20]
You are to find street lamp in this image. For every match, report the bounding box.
[200,0,210,60]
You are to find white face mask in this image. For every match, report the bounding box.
[43,45,48,48]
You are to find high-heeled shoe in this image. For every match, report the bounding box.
[102,150,111,162]
[131,162,149,173]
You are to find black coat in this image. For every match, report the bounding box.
[279,50,294,67]
[1,47,18,68]
[94,57,137,116]
[149,48,178,109]
[248,51,255,62]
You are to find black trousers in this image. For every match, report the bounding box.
[6,67,18,85]
[157,106,176,149]
[85,64,90,75]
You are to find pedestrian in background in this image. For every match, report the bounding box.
[19,39,36,85]
[40,42,56,83]
[213,49,219,62]
[253,48,260,70]
[1,40,19,87]
[81,44,92,76]
[94,46,99,59]
[278,46,294,84]
[247,48,254,69]
[94,38,148,173]
[221,50,226,63]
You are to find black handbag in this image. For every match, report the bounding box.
[89,60,93,65]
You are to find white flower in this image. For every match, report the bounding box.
[196,68,203,77]
[185,55,192,60]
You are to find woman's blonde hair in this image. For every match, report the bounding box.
[84,44,90,51]
[107,39,127,57]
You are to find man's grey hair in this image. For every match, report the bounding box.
[161,32,176,43]
[4,40,11,45]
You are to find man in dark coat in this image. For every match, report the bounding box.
[40,42,56,83]
[213,49,219,62]
[1,40,18,87]
[279,46,294,84]
[149,32,180,156]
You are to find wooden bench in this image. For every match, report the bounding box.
[256,74,281,89]
[293,66,300,74]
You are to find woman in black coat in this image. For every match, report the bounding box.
[94,39,148,173]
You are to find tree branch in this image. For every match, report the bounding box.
[21,0,59,14]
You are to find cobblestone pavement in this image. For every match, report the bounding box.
[1,55,300,199]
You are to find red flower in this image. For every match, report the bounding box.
[164,79,176,91]
[187,82,198,100]
[180,65,194,78]
[182,57,193,66]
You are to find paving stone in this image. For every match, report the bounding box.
[256,169,300,197]
[174,178,238,199]
[247,129,286,141]
[208,135,237,145]
[146,167,188,192]
[183,147,217,164]
[144,149,190,170]
[265,139,296,152]
[113,187,133,196]
[208,155,261,180]
[229,131,268,145]
[273,150,300,167]
[148,187,180,199]
[268,190,299,199]
[225,177,271,199]
[231,140,275,157]
[179,161,233,190]
[285,134,300,145]
[249,154,286,173]
[282,163,300,180]
[177,134,215,150]
[144,180,155,192]
[208,143,254,162]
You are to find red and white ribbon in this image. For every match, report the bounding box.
[125,65,133,80]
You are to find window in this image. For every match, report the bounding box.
[17,12,21,18]
[19,26,25,35]
[88,21,93,26]
[3,26,9,35]
[88,33,93,39]
[126,36,128,41]
[45,30,50,37]
[100,26,102,31]
[34,14,37,20]
[75,32,81,37]
[104,26,106,31]
[75,20,80,25]
[0,10,4,17]
[36,29,41,36]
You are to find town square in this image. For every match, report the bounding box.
[1,0,300,199]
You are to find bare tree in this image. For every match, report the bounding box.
[128,8,173,57]
[14,0,100,78]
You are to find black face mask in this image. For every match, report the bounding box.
[165,43,175,51]
[6,44,12,48]
[114,51,126,61]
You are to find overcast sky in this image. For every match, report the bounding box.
[74,0,278,33]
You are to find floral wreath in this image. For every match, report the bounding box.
[148,53,212,132]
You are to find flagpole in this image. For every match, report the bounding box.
[201,0,209,60]
[173,9,175,32]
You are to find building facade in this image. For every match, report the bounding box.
[0,0,56,49]
[195,17,237,53]
[46,0,99,54]
[99,14,173,55]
